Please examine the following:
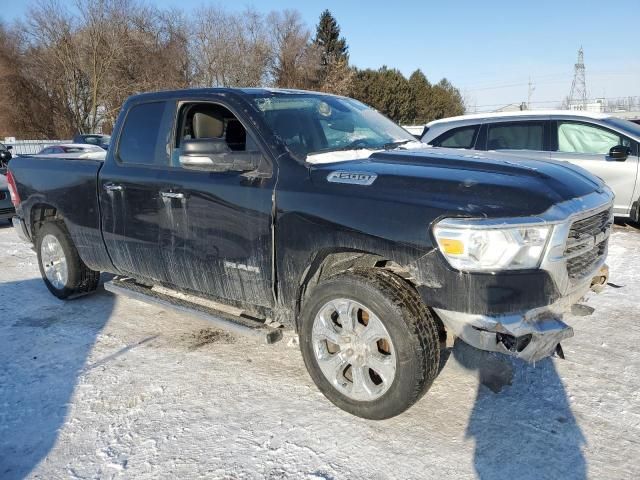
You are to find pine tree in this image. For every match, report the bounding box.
[312,10,351,94]
[349,67,415,123]
[350,67,465,124]
[408,69,432,124]
[313,9,348,66]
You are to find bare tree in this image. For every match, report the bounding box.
[268,10,321,89]
[0,22,61,138]
[3,1,466,137]
[190,6,271,88]
[100,5,192,129]
[20,0,130,134]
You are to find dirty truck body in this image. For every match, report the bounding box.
[8,88,613,419]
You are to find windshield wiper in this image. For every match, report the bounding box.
[381,140,414,150]
[325,141,377,152]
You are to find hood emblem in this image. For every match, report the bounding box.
[327,171,377,186]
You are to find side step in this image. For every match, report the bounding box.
[104,277,283,344]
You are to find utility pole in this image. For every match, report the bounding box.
[527,76,535,110]
[568,47,587,110]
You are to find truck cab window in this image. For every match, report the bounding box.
[118,101,170,166]
[178,104,255,150]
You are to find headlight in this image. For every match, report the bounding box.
[433,218,551,271]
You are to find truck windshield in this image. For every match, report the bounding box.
[248,92,417,160]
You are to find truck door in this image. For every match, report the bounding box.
[160,100,275,308]
[549,120,639,216]
[99,99,178,283]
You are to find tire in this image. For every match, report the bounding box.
[632,199,640,224]
[299,268,440,420]
[36,221,100,299]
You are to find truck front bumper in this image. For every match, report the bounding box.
[434,264,610,362]
[422,190,614,362]
[433,282,589,362]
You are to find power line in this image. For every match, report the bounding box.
[460,69,640,92]
[471,94,640,110]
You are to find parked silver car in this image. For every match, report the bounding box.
[422,111,640,220]
[36,143,106,160]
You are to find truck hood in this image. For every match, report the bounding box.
[309,148,607,219]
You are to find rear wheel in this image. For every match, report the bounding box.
[299,268,440,419]
[36,221,100,299]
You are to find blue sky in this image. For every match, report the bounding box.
[3,0,638,110]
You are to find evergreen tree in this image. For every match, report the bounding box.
[430,78,465,120]
[350,67,465,124]
[313,9,348,66]
[312,9,352,94]
[349,67,415,123]
[408,69,433,124]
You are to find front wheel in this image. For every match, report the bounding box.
[299,269,440,419]
[36,221,100,299]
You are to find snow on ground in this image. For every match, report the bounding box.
[0,222,639,480]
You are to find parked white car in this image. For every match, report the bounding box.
[421,111,640,220]
[36,143,106,160]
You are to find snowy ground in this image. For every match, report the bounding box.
[0,222,639,480]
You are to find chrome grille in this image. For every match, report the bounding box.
[564,208,612,280]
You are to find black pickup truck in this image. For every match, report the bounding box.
[7,88,613,419]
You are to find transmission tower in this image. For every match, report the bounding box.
[568,47,587,110]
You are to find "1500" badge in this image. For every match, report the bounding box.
[326,171,378,186]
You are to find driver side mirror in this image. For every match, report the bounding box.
[179,138,260,173]
[608,145,631,161]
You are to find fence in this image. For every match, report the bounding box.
[3,139,70,155]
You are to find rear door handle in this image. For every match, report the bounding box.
[103,183,123,192]
[160,191,185,199]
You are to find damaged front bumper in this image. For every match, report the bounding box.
[434,304,576,363]
[430,191,613,362]
[434,274,597,362]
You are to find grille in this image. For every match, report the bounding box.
[0,207,15,215]
[564,208,612,280]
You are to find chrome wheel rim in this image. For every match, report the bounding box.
[312,298,397,402]
[40,234,68,289]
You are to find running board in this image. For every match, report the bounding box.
[104,277,283,344]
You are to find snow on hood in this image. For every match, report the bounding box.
[306,140,430,164]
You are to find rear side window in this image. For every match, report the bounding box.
[487,122,544,151]
[431,126,479,148]
[118,101,170,165]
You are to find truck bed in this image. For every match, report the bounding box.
[9,155,111,271]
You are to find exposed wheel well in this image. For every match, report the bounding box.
[30,204,62,239]
[294,249,444,336]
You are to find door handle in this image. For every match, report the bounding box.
[103,183,123,192]
[160,191,185,199]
